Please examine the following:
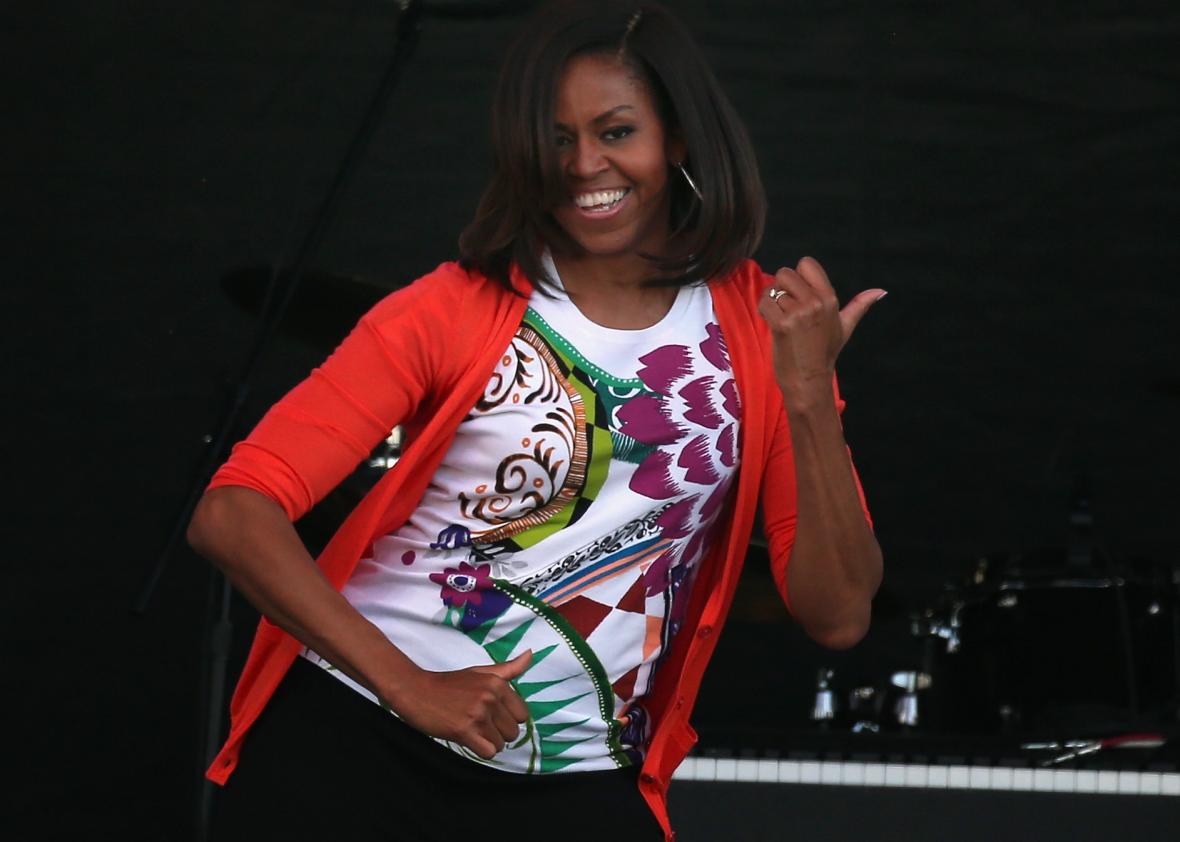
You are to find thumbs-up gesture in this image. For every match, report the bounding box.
[394,649,533,759]
[757,256,884,410]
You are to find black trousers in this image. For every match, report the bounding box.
[213,657,666,842]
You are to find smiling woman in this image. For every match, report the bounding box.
[549,53,679,267]
[190,2,882,841]
[459,0,765,293]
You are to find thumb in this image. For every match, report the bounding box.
[478,649,533,681]
[839,289,887,340]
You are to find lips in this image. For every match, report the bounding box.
[570,187,631,218]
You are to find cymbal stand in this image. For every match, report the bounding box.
[128,3,423,839]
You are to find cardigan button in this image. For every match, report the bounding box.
[640,772,656,784]
[698,624,713,638]
[675,696,685,709]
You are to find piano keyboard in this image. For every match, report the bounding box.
[672,756,1180,796]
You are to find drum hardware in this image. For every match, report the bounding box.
[912,603,962,654]
[848,685,881,733]
[366,426,404,470]
[1021,733,1166,767]
[807,668,935,732]
[811,668,836,723]
[912,548,1180,736]
[891,670,932,728]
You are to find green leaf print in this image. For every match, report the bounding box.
[445,581,630,773]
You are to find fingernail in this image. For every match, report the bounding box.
[875,291,889,302]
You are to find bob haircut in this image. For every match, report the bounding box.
[459,0,766,293]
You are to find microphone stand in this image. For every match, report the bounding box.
[128,3,423,839]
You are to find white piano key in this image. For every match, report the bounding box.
[756,758,780,783]
[1074,770,1098,793]
[991,767,1013,791]
[1033,769,1055,791]
[842,762,866,786]
[1051,769,1075,792]
[694,756,717,782]
[927,765,949,788]
[947,765,971,789]
[969,767,990,790]
[820,762,843,786]
[884,764,907,786]
[1012,768,1034,791]
[1117,771,1140,794]
[734,759,758,782]
[1162,774,1180,796]
[779,760,801,784]
[715,758,737,781]
[799,761,822,784]
[1097,771,1120,793]
[905,764,930,788]
[863,763,886,786]
[672,757,695,780]
[1139,773,1162,796]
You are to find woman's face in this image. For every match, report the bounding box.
[550,52,683,259]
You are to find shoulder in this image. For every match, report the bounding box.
[708,258,773,313]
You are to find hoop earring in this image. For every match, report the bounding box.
[675,161,703,201]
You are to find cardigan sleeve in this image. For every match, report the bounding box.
[207,264,470,521]
[760,373,872,615]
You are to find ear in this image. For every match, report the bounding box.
[665,128,686,168]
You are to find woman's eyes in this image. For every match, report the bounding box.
[554,126,635,146]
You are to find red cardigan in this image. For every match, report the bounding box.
[205,259,868,840]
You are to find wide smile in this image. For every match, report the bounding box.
[570,187,631,219]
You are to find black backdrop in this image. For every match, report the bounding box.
[5,1,1179,838]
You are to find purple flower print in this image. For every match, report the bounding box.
[699,323,731,372]
[624,327,739,600]
[458,587,512,632]
[618,395,685,445]
[636,345,693,395]
[679,377,722,429]
[429,561,493,607]
[430,524,471,550]
[716,423,736,468]
[630,450,679,500]
[677,434,719,485]
[654,495,700,541]
[720,379,741,421]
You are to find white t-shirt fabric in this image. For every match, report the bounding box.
[305,258,742,774]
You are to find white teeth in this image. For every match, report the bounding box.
[574,188,628,209]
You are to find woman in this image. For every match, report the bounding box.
[188,2,883,840]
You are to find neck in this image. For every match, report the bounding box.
[552,249,652,292]
[550,250,680,330]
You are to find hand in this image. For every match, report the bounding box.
[389,649,533,760]
[757,256,884,408]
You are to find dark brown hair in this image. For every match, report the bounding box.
[458,0,766,292]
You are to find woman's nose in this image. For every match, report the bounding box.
[566,136,607,179]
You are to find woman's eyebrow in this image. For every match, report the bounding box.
[555,105,635,131]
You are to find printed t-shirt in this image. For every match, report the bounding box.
[303,265,742,774]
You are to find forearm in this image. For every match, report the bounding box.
[186,486,422,707]
[780,385,882,649]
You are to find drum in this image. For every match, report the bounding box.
[918,551,1179,736]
